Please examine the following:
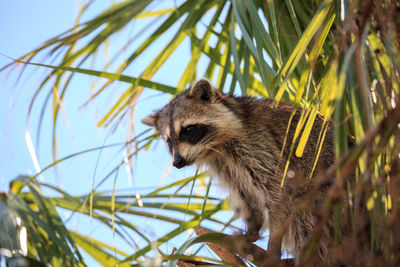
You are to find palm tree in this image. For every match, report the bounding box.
[1,0,400,265]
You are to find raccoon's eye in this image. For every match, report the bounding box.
[182,125,195,135]
[180,124,210,144]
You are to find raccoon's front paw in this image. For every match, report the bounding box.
[244,217,262,242]
[244,229,260,242]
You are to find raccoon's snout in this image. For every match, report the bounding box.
[173,155,187,169]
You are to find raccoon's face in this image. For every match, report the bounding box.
[142,79,242,168]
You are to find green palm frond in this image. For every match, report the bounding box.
[2,0,400,266]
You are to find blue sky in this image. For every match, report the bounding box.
[0,1,75,190]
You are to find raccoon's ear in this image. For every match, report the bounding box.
[141,111,159,127]
[189,79,216,102]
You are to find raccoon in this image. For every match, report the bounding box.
[142,79,336,264]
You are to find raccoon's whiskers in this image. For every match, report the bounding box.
[199,129,217,144]
[204,144,224,156]
[188,131,224,162]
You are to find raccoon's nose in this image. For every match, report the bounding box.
[173,155,186,169]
